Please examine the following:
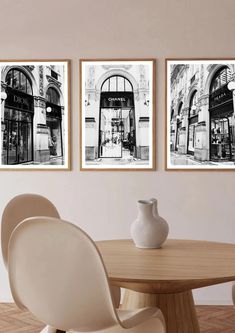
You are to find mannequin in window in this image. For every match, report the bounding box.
[51,135,57,156]
[19,136,24,160]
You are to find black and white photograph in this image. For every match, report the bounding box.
[166,59,235,170]
[80,59,155,170]
[0,60,70,170]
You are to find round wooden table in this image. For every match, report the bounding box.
[96,239,235,333]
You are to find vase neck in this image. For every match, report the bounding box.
[153,202,159,216]
[150,198,159,216]
[138,201,154,219]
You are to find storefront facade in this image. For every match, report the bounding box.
[84,64,150,162]
[170,63,235,163]
[1,65,65,165]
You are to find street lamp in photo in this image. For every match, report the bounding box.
[176,114,181,122]
[228,81,235,92]
[191,105,197,115]
[85,94,90,106]
[1,92,7,104]
[144,94,149,106]
[1,92,7,137]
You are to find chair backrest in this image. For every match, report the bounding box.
[8,217,119,332]
[1,193,60,267]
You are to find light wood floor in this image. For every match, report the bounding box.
[0,303,235,333]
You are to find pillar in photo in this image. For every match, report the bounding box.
[177,107,188,155]
[84,65,99,160]
[33,95,49,163]
[194,94,209,161]
[135,65,150,160]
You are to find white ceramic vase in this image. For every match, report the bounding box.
[131,199,169,249]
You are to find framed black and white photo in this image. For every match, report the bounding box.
[80,59,156,170]
[166,59,235,170]
[0,60,70,170]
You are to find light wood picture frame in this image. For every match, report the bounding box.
[166,58,235,171]
[80,59,156,171]
[0,59,71,170]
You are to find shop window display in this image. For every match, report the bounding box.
[46,87,63,158]
[209,66,233,161]
[2,69,33,165]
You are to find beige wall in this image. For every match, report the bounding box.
[0,0,235,304]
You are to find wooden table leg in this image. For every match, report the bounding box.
[121,289,200,333]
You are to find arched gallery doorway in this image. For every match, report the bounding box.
[99,75,136,159]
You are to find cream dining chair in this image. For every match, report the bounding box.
[1,193,121,308]
[8,217,166,333]
[1,194,61,333]
[1,193,60,268]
